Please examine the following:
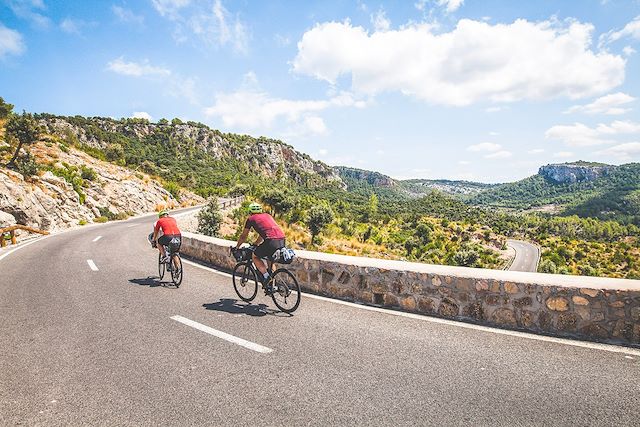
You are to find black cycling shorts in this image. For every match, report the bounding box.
[255,238,285,259]
[158,234,181,252]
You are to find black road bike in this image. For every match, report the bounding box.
[230,246,300,313]
[158,244,183,287]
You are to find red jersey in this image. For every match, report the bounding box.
[244,213,285,240]
[154,216,181,235]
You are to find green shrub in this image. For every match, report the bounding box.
[15,153,38,178]
[197,199,223,237]
[453,248,479,267]
[79,219,87,225]
[94,216,108,223]
[538,259,557,274]
[80,165,97,181]
[164,181,181,200]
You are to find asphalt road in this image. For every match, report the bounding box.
[506,239,540,272]
[1,210,639,426]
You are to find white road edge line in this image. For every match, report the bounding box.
[127,224,138,228]
[0,235,50,262]
[171,315,273,353]
[87,259,99,271]
[181,259,640,357]
[93,236,102,242]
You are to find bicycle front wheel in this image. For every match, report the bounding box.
[233,262,258,302]
[170,254,183,287]
[158,253,165,280]
[270,268,301,313]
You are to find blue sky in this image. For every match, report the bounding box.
[1,0,639,182]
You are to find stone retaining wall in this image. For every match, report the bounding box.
[181,232,640,347]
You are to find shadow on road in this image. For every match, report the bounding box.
[202,298,276,316]
[128,276,172,288]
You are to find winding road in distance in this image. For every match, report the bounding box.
[1,209,638,426]
[507,239,540,272]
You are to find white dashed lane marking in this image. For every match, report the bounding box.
[93,236,102,242]
[171,315,273,353]
[87,259,99,271]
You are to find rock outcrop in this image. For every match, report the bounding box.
[0,142,203,232]
[42,116,343,186]
[538,162,615,184]
[335,166,397,188]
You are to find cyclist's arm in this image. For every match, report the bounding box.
[236,227,250,249]
[152,221,161,243]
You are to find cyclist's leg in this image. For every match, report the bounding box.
[253,241,274,285]
[157,235,169,259]
[252,253,267,275]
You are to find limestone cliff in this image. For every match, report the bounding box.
[41,116,343,186]
[538,162,615,184]
[0,141,203,232]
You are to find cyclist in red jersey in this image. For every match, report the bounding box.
[152,210,182,262]
[235,202,285,285]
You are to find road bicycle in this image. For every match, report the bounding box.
[156,243,183,287]
[230,246,300,313]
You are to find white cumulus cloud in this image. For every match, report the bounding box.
[107,57,171,77]
[204,89,364,131]
[545,120,640,147]
[292,18,625,106]
[596,142,640,160]
[601,15,640,45]
[565,92,635,115]
[0,23,25,58]
[132,111,153,121]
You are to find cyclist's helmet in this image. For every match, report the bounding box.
[158,210,169,218]
[247,202,263,214]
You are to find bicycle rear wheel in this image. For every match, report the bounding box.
[170,253,183,287]
[158,253,165,279]
[270,268,301,313]
[233,262,258,302]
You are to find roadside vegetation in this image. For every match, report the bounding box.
[2,105,639,278]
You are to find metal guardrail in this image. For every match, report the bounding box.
[0,225,49,248]
[218,196,244,210]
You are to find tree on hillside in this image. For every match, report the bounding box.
[0,97,14,119]
[197,198,223,237]
[262,189,294,218]
[6,111,41,169]
[307,204,334,244]
[367,193,378,220]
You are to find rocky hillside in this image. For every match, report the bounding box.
[335,166,397,188]
[41,115,343,189]
[401,179,494,197]
[335,166,492,199]
[538,161,615,184]
[0,139,202,232]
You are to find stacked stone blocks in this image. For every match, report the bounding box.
[181,232,640,347]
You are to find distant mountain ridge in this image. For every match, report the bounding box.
[334,166,493,198]
[470,161,640,224]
